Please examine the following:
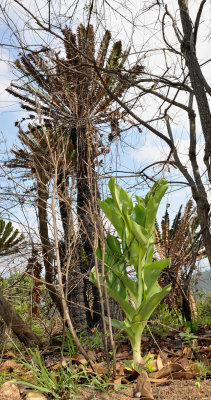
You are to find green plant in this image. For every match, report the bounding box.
[79,329,104,351]
[197,293,211,324]
[195,377,201,389]
[0,371,7,385]
[0,219,24,257]
[192,360,211,380]
[90,177,171,369]
[179,327,198,344]
[13,345,128,399]
[51,329,76,354]
[151,302,181,328]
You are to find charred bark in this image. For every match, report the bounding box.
[72,126,101,329]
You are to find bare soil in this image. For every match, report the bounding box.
[72,380,211,400]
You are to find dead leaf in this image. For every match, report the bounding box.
[156,354,164,371]
[133,372,154,399]
[87,350,96,361]
[197,346,211,354]
[152,363,185,379]
[170,371,197,380]
[71,353,87,365]
[149,377,168,383]
[112,377,122,385]
[141,337,149,343]
[124,368,140,381]
[115,361,125,376]
[51,359,68,370]
[95,363,109,375]
[121,377,130,384]
[116,350,131,359]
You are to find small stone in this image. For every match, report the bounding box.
[25,392,48,400]
[134,392,142,398]
[0,380,21,400]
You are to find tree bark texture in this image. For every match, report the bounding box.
[37,169,63,317]
[0,290,40,346]
[178,0,211,266]
[71,126,101,328]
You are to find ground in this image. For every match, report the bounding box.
[73,380,211,400]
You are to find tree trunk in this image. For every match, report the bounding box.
[77,126,101,328]
[71,126,101,329]
[37,169,63,317]
[0,290,40,346]
[178,0,211,266]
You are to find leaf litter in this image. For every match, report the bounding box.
[0,327,210,399]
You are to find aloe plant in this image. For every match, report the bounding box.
[90,178,171,369]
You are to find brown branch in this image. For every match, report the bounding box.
[194,0,206,46]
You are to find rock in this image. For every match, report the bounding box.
[25,392,48,400]
[0,380,21,400]
[0,360,23,372]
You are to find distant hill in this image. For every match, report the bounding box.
[193,269,211,296]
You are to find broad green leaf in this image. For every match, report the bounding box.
[102,234,126,275]
[145,179,168,231]
[136,284,171,324]
[130,204,146,227]
[106,234,122,258]
[104,317,126,331]
[108,177,133,216]
[135,196,146,208]
[122,227,140,269]
[98,197,124,238]
[90,266,135,320]
[143,258,170,298]
[145,242,154,265]
[129,219,148,249]
[109,266,138,305]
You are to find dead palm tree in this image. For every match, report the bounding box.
[155,201,205,321]
[8,123,75,318]
[7,25,140,328]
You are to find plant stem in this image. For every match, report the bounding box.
[131,329,145,370]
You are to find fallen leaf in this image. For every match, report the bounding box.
[156,354,163,371]
[112,377,122,385]
[133,372,154,399]
[170,371,197,380]
[116,350,131,359]
[71,353,87,365]
[115,361,125,376]
[149,377,168,383]
[152,363,185,379]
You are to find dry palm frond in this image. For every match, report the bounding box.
[96,30,111,68]
[155,201,205,313]
[8,24,143,166]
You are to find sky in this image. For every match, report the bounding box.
[0,0,210,269]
